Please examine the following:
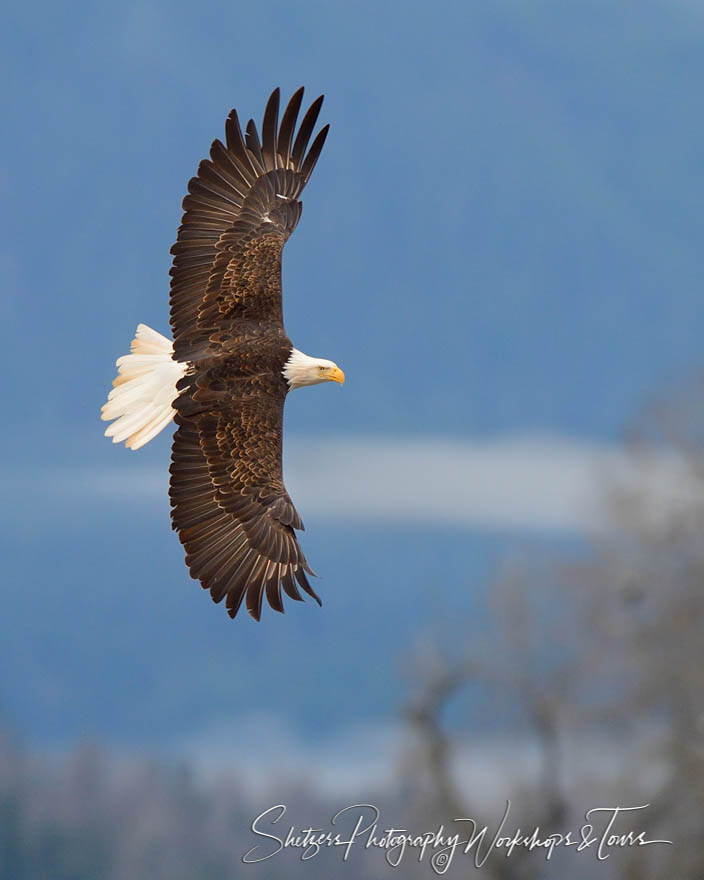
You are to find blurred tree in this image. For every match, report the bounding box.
[399,376,704,878]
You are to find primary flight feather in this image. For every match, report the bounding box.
[101,87,344,621]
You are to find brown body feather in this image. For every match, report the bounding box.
[167,88,329,620]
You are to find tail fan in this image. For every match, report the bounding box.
[101,324,187,450]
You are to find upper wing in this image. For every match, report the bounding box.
[169,395,320,620]
[169,87,329,361]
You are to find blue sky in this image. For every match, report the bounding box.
[2,0,704,761]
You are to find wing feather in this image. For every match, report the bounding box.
[169,88,328,361]
[244,118,265,170]
[301,124,330,184]
[291,95,324,167]
[281,569,303,602]
[260,87,280,171]
[295,567,321,605]
[266,569,285,615]
[277,87,304,169]
[224,110,259,182]
[170,406,317,621]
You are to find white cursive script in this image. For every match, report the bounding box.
[242,801,672,873]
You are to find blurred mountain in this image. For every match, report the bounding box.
[2,0,703,750]
[4,0,704,442]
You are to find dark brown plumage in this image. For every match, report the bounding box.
[166,88,330,620]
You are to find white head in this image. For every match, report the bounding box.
[283,348,345,390]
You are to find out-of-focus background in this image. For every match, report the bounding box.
[2,1,703,877]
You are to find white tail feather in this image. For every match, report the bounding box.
[101,324,187,450]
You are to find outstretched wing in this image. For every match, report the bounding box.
[169,395,320,621]
[169,87,329,361]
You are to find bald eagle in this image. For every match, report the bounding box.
[101,88,344,621]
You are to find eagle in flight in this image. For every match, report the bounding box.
[101,87,344,621]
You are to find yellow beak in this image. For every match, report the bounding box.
[328,366,345,385]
